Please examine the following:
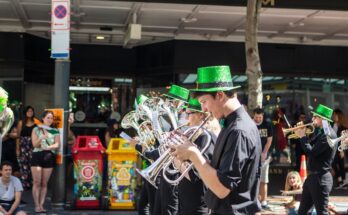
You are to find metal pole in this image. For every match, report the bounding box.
[51,59,70,209]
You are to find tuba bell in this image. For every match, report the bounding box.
[327,132,348,151]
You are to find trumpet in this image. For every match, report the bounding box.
[327,132,348,151]
[162,125,212,185]
[283,123,315,139]
[136,113,211,188]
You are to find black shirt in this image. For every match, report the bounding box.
[204,107,262,214]
[300,127,337,173]
[256,121,272,151]
[178,131,215,215]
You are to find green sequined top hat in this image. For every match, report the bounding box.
[191,65,241,92]
[311,104,333,122]
[164,85,189,102]
[0,87,9,112]
[184,98,203,113]
[136,94,149,105]
[133,94,149,108]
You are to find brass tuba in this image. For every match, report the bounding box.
[327,132,348,151]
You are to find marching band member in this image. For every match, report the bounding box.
[152,85,189,215]
[174,98,217,215]
[294,104,337,215]
[170,66,262,215]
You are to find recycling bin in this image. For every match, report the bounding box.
[72,136,105,209]
[106,138,138,210]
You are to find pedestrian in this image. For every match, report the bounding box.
[31,110,60,213]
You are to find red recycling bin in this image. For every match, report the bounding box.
[72,136,105,209]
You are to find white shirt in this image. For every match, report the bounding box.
[0,176,23,202]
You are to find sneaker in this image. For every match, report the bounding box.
[261,204,272,211]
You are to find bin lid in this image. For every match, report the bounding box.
[72,136,105,153]
[106,138,136,154]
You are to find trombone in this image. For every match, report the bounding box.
[283,123,315,139]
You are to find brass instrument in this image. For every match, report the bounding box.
[327,132,348,151]
[121,111,156,158]
[162,124,212,185]
[136,113,211,188]
[283,123,315,139]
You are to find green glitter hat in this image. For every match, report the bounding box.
[191,65,241,92]
[184,98,203,113]
[164,85,189,102]
[0,87,9,112]
[133,94,149,109]
[311,104,333,122]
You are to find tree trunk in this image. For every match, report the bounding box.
[245,0,263,112]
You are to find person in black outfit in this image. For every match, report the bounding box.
[253,108,273,210]
[170,66,261,215]
[289,112,307,172]
[294,104,337,215]
[129,138,157,215]
[173,98,216,215]
[1,124,20,177]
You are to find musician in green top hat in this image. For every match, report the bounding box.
[170,65,262,214]
[294,104,337,215]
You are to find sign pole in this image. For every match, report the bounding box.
[50,0,71,209]
[51,59,70,209]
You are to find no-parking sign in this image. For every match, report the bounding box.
[52,0,69,30]
[51,0,70,59]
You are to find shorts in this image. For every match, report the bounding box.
[1,204,24,215]
[31,151,56,168]
[260,161,269,183]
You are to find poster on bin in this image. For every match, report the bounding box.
[74,160,102,201]
[109,161,137,203]
[45,108,64,164]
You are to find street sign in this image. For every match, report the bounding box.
[51,0,70,59]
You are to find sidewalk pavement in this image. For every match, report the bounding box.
[19,163,348,215]
[20,190,348,215]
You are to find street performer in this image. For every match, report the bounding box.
[170,65,262,215]
[294,104,337,215]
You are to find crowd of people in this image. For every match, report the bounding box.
[0,91,62,215]
[1,63,348,215]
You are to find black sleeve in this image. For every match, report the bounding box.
[267,123,273,138]
[216,130,248,191]
[135,144,143,153]
[143,148,160,161]
[300,134,330,157]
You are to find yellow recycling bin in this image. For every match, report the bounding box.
[106,138,138,210]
